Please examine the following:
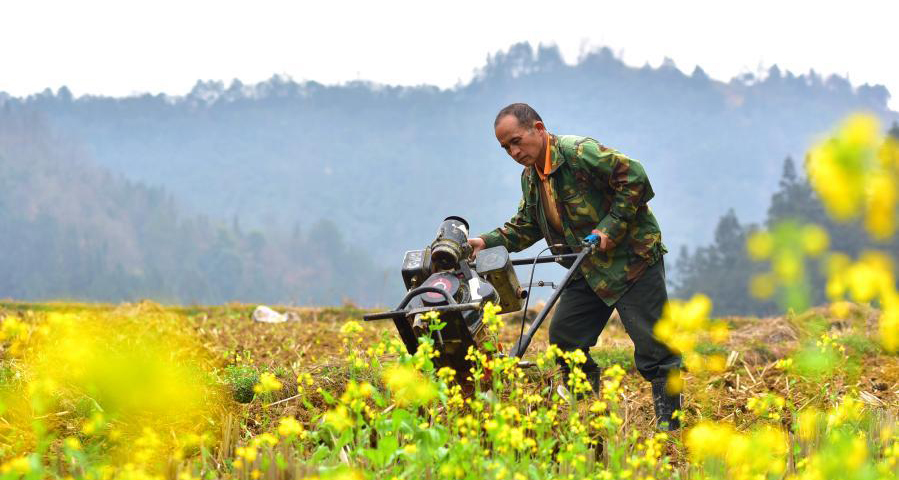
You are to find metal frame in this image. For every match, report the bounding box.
[363,245,593,359]
[505,246,591,358]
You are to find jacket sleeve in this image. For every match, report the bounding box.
[479,174,543,253]
[577,141,654,245]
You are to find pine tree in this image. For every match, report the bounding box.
[673,210,776,316]
[766,157,823,226]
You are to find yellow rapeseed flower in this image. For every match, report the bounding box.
[774,358,793,370]
[340,320,363,336]
[865,172,897,239]
[63,437,82,451]
[747,393,786,421]
[747,231,774,260]
[253,372,283,394]
[846,434,869,470]
[81,411,105,435]
[879,298,899,352]
[806,113,899,244]
[0,316,27,341]
[589,400,608,413]
[773,252,802,281]
[829,301,852,319]
[807,114,879,221]
[797,407,821,441]
[845,252,894,303]
[843,113,879,146]
[827,395,864,428]
[665,369,684,394]
[687,422,788,478]
[879,136,899,169]
[749,273,777,299]
[253,433,278,447]
[482,302,504,334]
[807,142,859,220]
[1,456,32,475]
[709,321,730,344]
[20,308,221,469]
[436,366,456,384]
[323,405,354,432]
[297,372,314,387]
[826,252,851,277]
[382,364,436,406]
[800,224,829,256]
[705,354,727,373]
[686,422,734,461]
[654,296,709,353]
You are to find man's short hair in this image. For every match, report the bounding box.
[494,103,543,129]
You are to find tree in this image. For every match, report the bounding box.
[673,210,775,316]
[766,157,824,227]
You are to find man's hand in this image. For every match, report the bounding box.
[468,237,486,259]
[584,230,614,251]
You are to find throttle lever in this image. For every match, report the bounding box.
[522,281,556,289]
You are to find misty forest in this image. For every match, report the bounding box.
[2,43,897,312]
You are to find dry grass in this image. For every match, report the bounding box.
[1,299,896,478]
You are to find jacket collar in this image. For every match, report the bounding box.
[527,133,565,180]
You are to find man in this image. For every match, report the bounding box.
[468,103,682,431]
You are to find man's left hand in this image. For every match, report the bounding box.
[584,230,614,251]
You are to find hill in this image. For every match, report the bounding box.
[4,43,895,270]
[0,109,392,305]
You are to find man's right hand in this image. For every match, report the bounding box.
[467,237,486,259]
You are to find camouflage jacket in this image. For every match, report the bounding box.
[479,134,666,306]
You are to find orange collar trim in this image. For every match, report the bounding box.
[537,132,552,180]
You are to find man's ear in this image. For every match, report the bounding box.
[533,121,546,133]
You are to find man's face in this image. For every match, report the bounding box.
[495,115,546,168]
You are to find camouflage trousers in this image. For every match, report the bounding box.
[549,258,681,381]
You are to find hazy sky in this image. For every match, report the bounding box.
[2,0,898,109]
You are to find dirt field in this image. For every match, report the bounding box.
[1,299,897,478]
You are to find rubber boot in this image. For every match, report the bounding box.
[651,377,682,431]
[584,367,601,396]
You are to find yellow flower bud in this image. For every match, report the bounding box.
[800,224,829,256]
[750,273,777,299]
[747,231,774,259]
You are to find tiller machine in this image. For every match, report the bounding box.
[363,216,593,385]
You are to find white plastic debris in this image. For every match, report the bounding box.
[556,384,571,403]
[253,305,289,323]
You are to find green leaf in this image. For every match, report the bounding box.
[378,435,400,465]
[310,444,331,463]
[392,409,415,434]
[319,388,336,405]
